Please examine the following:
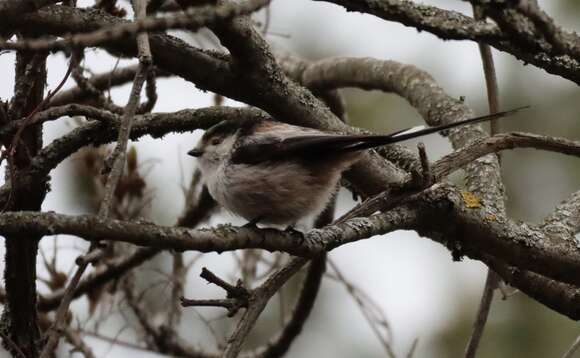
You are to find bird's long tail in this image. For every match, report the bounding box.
[346,105,528,151]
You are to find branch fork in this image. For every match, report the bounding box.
[181,267,250,317]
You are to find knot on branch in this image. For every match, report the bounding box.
[180,267,250,317]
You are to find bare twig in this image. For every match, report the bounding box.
[464,270,500,358]
[431,132,580,181]
[327,259,396,358]
[417,142,432,187]
[223,257,309,358]
[181,267,250,317]
[50,65,170,107]
[35,147,222,313]
[38,247,159,311]
[180,298,245,317]
[246,254,326,358]
[63,329,96,358]
[39,2,152,354]
[562,333,580,358]
[200,267,249,299]
[407,338,419,358]
[464,7,502,356]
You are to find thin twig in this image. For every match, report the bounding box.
[464,270,500,358]
[39,3,152,354]
[327,259,396,358]
[407,338,419,358]
[200,267,249,299]
[562,333,580,358]
[50,65,170,107]
[63,329,96,358]
[222,257,309,358]
[181,268,249,317]
[464,6,502,358]
[417,142,432,187]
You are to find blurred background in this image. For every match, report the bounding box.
[1,0,580,357]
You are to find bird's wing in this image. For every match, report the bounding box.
[230,134,383,164]
[230,106,528,164]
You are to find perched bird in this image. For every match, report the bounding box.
[188,107,524,228]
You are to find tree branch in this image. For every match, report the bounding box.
[316,0,580,85]
[432,132,580,180]
[49,65,171,107]
[2,185,580,291]
[40,2,153,353]
[464,11,502,355]
[541,189,580,236]
[0,0,270,51]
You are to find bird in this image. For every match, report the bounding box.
[188,107,525,229]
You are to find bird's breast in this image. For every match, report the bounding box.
[208,161,342,227]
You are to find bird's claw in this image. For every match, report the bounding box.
[284,226,305,245]
[243,216,262,228]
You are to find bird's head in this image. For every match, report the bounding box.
[188,118,263,174]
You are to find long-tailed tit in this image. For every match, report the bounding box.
[188,107,525,228]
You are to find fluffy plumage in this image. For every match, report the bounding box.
[189,107,526,227]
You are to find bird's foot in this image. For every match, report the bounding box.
[284,225,305,245]
[243,216,262,228]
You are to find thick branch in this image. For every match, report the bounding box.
[484,254,580,320]
[2,185,580,288]
[0,0,59,30]
[286,56,509,211]
[0,0,270,51]
[541,189,580,236]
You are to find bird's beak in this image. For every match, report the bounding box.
[187,148,204,157]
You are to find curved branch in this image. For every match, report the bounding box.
[275,52,422,179]
[315,0,580,85]
[541,189,580,236]
[287,56,508,213]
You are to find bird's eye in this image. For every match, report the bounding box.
[211,138,222,146]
